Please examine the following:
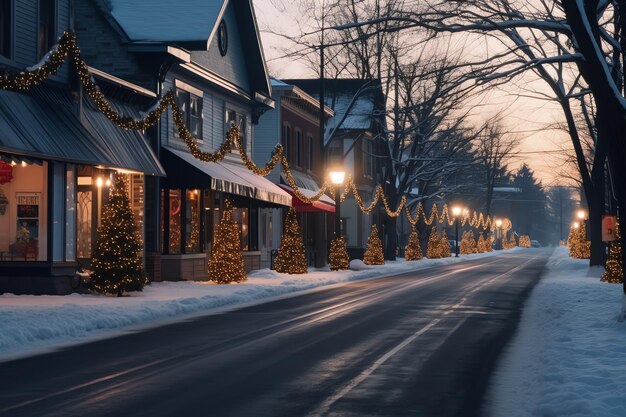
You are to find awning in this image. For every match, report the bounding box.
[279,184,335,213]
[0,84,165,176]
[162,146,292,207]
[279,172,335,213]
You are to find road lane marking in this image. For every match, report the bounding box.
[307,255,541,416]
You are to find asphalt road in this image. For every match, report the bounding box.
[0,249,551,417]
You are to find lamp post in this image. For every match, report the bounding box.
[452,206,462,257]
[495,219,503,250]
[329,170,346,238]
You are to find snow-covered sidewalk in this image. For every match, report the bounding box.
[0,251,505,362]
[488,247,626,417]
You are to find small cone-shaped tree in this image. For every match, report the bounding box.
[602,219,623,283]
[426,227,441,258]
[477,234,488,253]
[364,225,385,265]
[275,207,307,274]
[508,234,517,248]
[460,231,472,255]
[89,175,147,296]
[566,224,575,248]
[440,230,451,257]
[209,199,246,283]
[405,226,423,261]
[329,236,350,270]
[519,235,531,248]
[468,231,478,253]
[487,236,494,252]
[570,222,591,259]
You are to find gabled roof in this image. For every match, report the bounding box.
[105,0,225,43]
[284,78,385,143]
[270,78,334,117]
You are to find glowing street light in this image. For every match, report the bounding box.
[495,218,503,250]
[329,169,346,238]
[573,221,580,229]
[577,209,587,220]
[451,206,463,257]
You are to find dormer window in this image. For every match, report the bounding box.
[217,19,228,56]
[37,0,56,60]
[1,0,12,58]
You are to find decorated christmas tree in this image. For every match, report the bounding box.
[519,235,531,248]
[440,230,451,257]
[329,236,350,270]
[566,224,575,248]
[426,227,441,258]
[460,231,473,255]
[89,175,147,296]
[477,234,489,253]
[208,199,246,283]
[468,231,478,253]
[405,226,423,261]
[602,219,623,284]
[508,234,517,248]
[364,225,385,265]
[569,222,591,259]
[275,207,307,274]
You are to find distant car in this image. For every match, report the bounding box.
[531,240,541,248]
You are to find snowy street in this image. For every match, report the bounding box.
[0,250,549,417]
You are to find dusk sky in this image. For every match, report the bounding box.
[253,0,575,187]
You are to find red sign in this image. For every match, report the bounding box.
[0,162,13,184]
[602,215,617,242]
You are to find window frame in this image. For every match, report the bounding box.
[37,0,56,60]
[0,0,12,59]
[225,107,248,152]
[174,87,203,141]
[295,129,302,168]
[281,123,291,163]
[306,133,313,171]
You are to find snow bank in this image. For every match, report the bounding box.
[488,247,626,417]
[0,250,507,362]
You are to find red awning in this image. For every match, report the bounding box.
[279,185,336,213]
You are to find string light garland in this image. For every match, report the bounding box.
[329,236,350,271]
[274,207,308,274]
[208,199,247,283]
[0,31,513,235]
[363,225,385,265]
[404,226,423,261]
[602,218,623,284]
[88,174,147,296]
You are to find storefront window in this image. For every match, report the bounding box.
[169,190,182,254]
[65,165,76,261]
[76,189,92,258]
[52,162,65,261]
[185,189,200,253]
[0,161,47,261]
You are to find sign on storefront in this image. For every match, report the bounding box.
[602,215,617,242]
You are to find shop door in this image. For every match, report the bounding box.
[76,187,95,261]
[259,209,273,268]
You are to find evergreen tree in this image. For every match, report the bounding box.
[209,199,246,283]
[89,175,147,296]
[329,236,350,270]
[477,234,488,252]
[364,225,385,265]
[460,231,473,255]
[440,230,451,257]
[405,226,423,261]
[570,222,591,259]
[468,231,478,253]
[602,218,623,283]
[275,207,307,274]
[426,227,441,258]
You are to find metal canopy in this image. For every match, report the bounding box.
[0,85,165,176]
[162,146,292,207]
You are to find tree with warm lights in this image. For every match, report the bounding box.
[440,230,451,257]
[426,227,442,258]
[89,175,147,296]
[519,235,531,248]
[329,236,350,270]
[275,207,307,274]
[405,226,423,261]
[569,222,591,259]
[602,218,623,284]
[508,234,517,248]
[364,225,385,265]
[208,199,246,283]
[460,231,473,255]
[477,234,489,253]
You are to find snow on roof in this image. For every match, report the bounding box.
[106,0,225,42]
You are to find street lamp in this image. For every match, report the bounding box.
[495,218,503,250]
[577,209,587,220]
[329,170,346,238]
[451,206,462,257]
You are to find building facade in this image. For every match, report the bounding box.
[254,79,335,268]
[0,0,165,294]
[74,0,291,280]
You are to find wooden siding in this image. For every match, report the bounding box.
[252,100,281,183]
[190,4,250,93]
[13,0,37,66]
